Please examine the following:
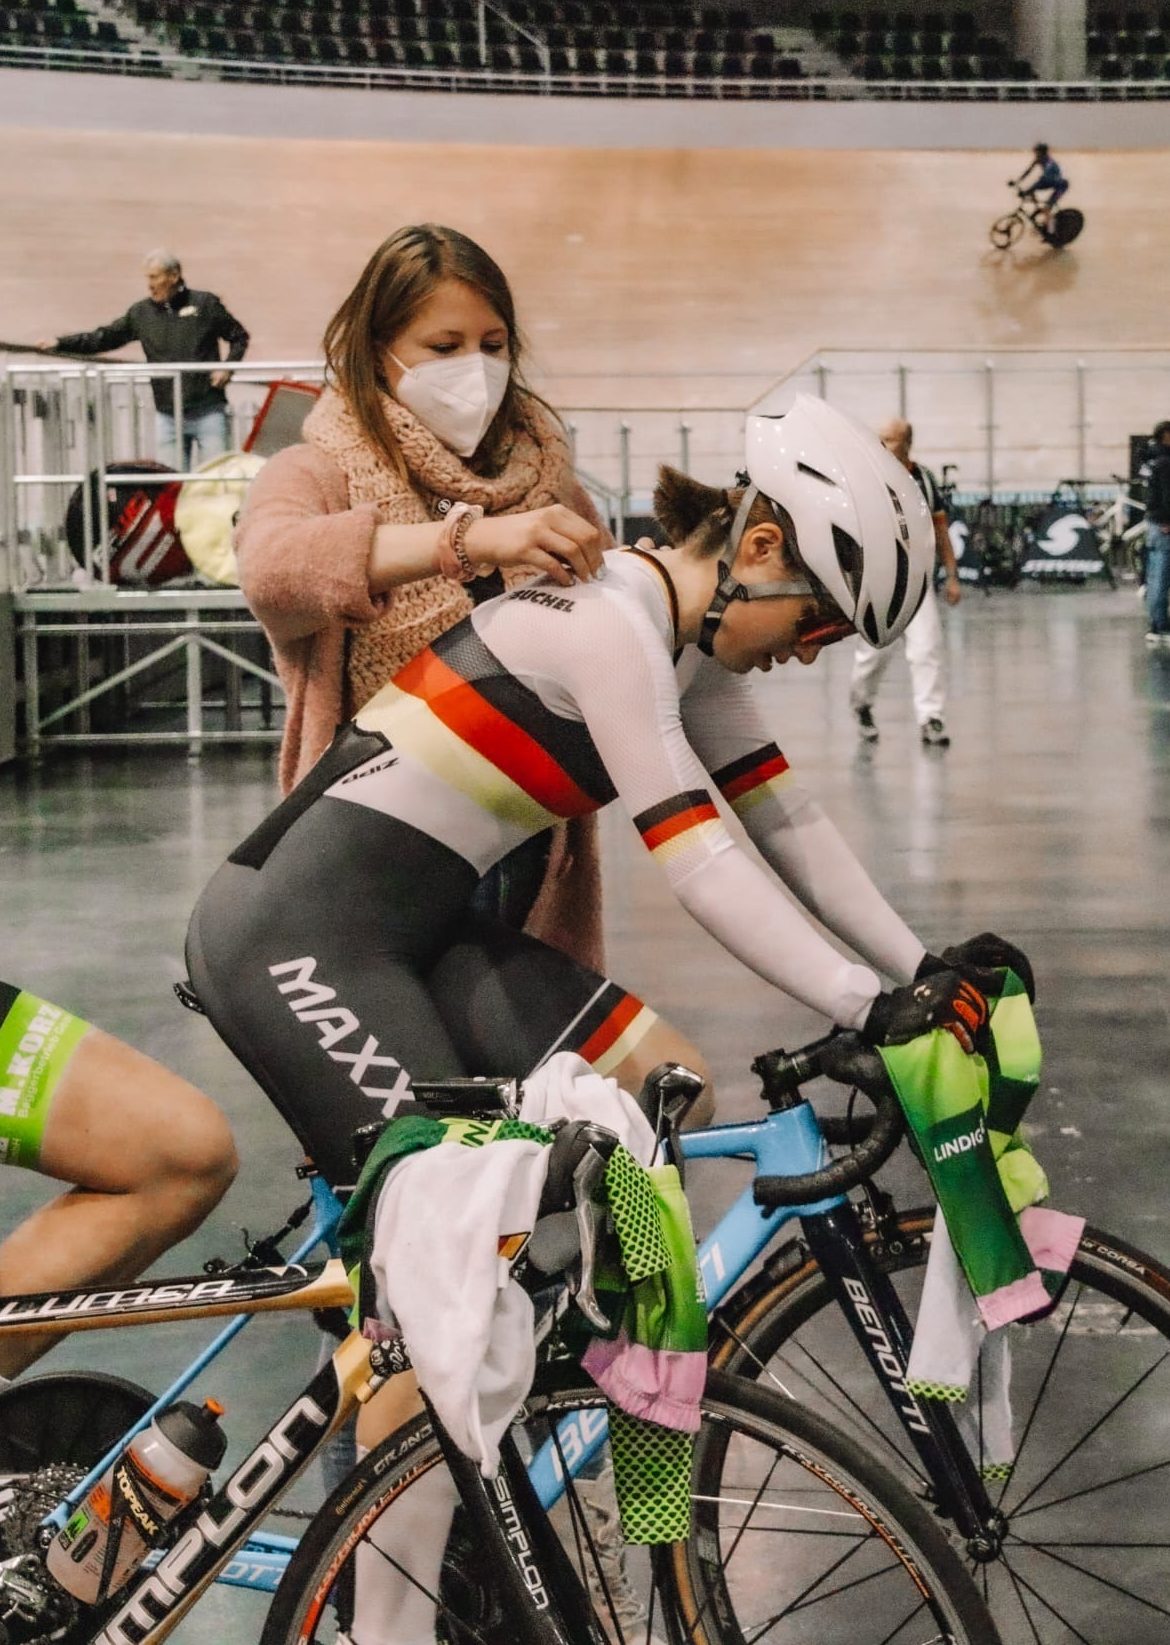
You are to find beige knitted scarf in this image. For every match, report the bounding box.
[304,386,573,711]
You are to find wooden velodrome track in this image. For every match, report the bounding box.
[1,132,1167,406]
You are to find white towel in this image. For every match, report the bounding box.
[369,1053,655,1477]
[520,1051,658,1164]
[371,1138,549,1475]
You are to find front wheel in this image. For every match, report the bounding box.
[262,1364,996,1645]
[990,212,1024,250]
[712,1208,1170,1644]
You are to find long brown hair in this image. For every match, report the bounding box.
[323,223,549,480]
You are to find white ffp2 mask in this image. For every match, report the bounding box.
[390,351,510,458]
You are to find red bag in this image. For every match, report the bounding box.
[65,461,192,586]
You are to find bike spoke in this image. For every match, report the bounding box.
[1007,1344,1169,1517]
[993,1279,1082,1509]
[1012,1452,1170,1522]
[550,1426,623,1644]
[1017,1536,1170,1619]
[359,1527,490,1645]
[740,1533,884,1643]
[995,1553,1045,1645]
[769,1333,921,1478]
[999,1561,1096,1645]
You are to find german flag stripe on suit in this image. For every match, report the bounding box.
[633,789,723,863]
[356,626,615,829]
[567,983,659,1077]
[711,743,794,814]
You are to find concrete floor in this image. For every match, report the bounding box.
[0,582,1168,1635]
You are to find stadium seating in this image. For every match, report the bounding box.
[1087,4,1170,75]
[0,0,1064,94]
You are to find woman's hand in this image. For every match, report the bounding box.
[463,505,603,587]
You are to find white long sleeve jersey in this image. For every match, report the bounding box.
[330,550,924,1029]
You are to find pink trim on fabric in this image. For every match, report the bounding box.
[976,1269,1051,1331]
[582,1335,705,1433]
[1019,1207,1084,1276]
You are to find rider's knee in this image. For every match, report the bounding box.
[148,1080,239,1222]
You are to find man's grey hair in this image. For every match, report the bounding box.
[143,249,182,275]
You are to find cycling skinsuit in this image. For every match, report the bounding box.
[187,550,924,1190]
[0,981,90,1169]
[1025,158,1068,204]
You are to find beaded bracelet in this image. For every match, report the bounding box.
[436,501,486,584]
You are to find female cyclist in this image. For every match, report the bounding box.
[188,394,1028,1645]
[188,394,1001,1198]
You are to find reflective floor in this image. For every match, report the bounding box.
[1,583,1168,1638]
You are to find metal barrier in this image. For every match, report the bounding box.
[0,359,327,758]
[1,350,1159,759]
[751,347,1170,497]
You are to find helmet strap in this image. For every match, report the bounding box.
[697,485,815,657]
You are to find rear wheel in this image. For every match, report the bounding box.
[713,1208,1170,1643]
[262,1364,996,1645]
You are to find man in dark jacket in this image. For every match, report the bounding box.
[1144,420,1170,645]
[39,251,249,470]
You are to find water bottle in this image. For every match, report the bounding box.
[46,1399,227,1605]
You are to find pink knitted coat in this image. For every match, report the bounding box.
[234,391,609,971]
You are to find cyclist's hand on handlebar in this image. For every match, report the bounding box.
[863,970,989,1055]
[917,933,1036,1003]
[462,505,604,588]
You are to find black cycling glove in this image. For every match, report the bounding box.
[916,932,1036,1004]
[864,969,990,1056]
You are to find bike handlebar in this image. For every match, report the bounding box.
[750,1031,905,1209]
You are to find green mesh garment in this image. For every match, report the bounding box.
[608,1408,693,1545]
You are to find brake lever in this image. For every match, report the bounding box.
[570,1144,613,1332]
[639,1063,707,1184]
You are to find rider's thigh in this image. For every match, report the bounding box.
[37,1027,238,1196]
[428,915,714,1123]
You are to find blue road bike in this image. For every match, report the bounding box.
[0,1059,995,1645]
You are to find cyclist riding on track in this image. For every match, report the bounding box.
[1012,142,1069,226]
[187,394,1016,1196]
[0,981,237,1378]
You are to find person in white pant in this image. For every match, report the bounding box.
[850,418,962,747]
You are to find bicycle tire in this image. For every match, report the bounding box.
[989,214,1023,250]
[261,1363,995,1645]
[710,1206,1170,1643]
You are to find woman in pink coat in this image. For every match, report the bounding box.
[235,222,708,1094]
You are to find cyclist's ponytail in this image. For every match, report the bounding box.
[654,465,790,560]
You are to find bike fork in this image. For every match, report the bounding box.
[800,1204,1003,1553]
[427,1401,609,1645]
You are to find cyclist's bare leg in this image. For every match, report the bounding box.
[0,1028,237,1375]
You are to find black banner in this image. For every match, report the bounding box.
[1019,506,1109,581]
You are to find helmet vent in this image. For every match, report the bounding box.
[831,525,864,599]
[860,604,880,646]
[887,485,912,549]
[797,461,834,485]
[887,542,910,630]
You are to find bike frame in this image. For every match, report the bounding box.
[0,1168,619,1645]
[8,1096,998,1621]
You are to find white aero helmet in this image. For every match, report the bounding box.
[738,394,935,649]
